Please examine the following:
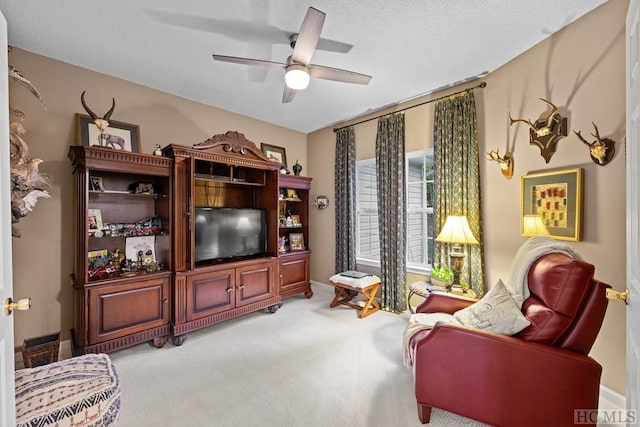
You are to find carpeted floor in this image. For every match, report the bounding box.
[110,282,488,427]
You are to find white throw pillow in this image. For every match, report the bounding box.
[453,279,530,335]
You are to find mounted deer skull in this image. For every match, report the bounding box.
[573,122,616,166]
[80,91,116,142]
[509,98,568,163]
[487,149,514,178]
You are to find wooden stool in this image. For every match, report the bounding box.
[329,273,381,318]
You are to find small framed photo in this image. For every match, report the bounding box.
[88,209,103,235]
[290,215,301,226]
[76,113,140,152]
[521,168,583,241]
[90,176,105,192]
[289,233,305,251]
[260,143,287,167]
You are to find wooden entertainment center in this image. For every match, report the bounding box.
[69,131,313,354]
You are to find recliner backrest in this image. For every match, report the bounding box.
[515,253,599,351]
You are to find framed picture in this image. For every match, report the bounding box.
[290,215,301,226]
[521,168,583,241]
[90,176,105,192]
[289,233,305,251]
[88,208,103,234]
[261,143,287,167]
[286,189,298,199]
[76,113,140,152]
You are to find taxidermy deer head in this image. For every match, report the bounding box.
[573,122,616,166]
[80,91,115,135]
[509,98,568,163]
[487,149,514,178]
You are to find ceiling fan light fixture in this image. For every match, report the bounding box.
[285,64,310,90]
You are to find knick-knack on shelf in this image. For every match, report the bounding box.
[153,144,163,156]
[292,160,302,176]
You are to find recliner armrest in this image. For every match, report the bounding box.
[414,292,477,314]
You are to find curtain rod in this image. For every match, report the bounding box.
[332,81,487,133]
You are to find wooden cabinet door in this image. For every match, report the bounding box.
[88,276,169,344]
[235,261,274,307]
[186,268,235,321]
[280,253,310,293]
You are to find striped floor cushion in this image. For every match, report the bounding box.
[15,353,120,427]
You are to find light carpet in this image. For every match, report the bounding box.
[109,282,487,427]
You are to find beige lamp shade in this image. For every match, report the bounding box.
[435,215,479,245]
[522,215,550,236]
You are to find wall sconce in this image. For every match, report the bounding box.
[313,195,330,210]
[487,149,514,178]
[435,215,479,289]
[521,215,550,237]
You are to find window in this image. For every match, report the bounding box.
[356,150,435,273]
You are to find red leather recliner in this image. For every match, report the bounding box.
[409,253,611,427]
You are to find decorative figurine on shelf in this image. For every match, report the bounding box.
[153,144,163,156]
[292,160,302,176]
[280,165,289,175]
[278,236,287,253]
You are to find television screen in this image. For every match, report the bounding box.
[194,208,267,264]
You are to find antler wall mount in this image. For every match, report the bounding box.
[80,91,116,146]
[573,122,616,166]
[509,98,568,163]
[487,149,514,178]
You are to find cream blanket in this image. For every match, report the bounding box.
[507,236,580,308]
[402,313,459,367]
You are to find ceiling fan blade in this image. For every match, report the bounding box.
[291,7,325,65]
[149,10,351,54]
[212,54,286,70]
[309,64,372,85]
[282,85,297,103]
[316,38,353,54]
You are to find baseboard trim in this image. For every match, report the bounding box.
[600,385,625,410]
[14,339,73,370]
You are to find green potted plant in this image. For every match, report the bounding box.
[430,265,454,289]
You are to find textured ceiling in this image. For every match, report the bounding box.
[0,1,606,133]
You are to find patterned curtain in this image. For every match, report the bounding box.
[375,113,406,312]
[433,91,485,296]
[334,127,357,273]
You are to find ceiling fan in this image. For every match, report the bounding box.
[212,7,372,103]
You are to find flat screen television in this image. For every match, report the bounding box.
[194,208,267,265]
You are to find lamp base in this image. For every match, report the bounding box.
[448,251,465,287]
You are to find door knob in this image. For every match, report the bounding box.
[606,289,629,305]
[4,297,31,316]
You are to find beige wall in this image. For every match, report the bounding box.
[308,0,627,394]
[8,48,307,349]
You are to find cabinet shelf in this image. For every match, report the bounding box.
[89,232,166,240]
[195,177,265,187]
[89,190,167,199]
[86,268,170,284]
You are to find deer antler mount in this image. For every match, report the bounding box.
[573,122,615,166]
[509,98,568,163]
[487,149,514,178]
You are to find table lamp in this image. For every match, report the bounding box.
[435,215,479,289]
[522,214,550,236]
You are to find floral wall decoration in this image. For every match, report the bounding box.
[8,58,51,237]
